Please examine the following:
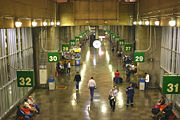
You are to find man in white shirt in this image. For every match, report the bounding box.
[145,73,150,90]
[109,85,118,112]
[88,77,96,101]
[67,61,71,74]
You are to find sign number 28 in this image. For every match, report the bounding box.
[167,83,179,92]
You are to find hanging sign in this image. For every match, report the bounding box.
[163,75,180,94]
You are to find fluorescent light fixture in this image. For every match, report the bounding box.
[15,21,22,27]
[56,22,60,25]
[133,21,137,25]
[43,21,47,26]
[32,21,37,27]
[50,22,54,26]
[155,21,160,26]
[169,20,176,26]
[145,21,150,25]
[138,21,142,25]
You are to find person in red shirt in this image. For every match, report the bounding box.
[115,70,120,78]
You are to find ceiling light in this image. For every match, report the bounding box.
[145,21,150,25]
[138,21,142,25]
[155,21,160,26]
[32,21,37,27]
[15,21,22,27]
[50,22,54,26]
[133,21,137,25]
[43,21,47,26]
[169,20,176,26]
[56,22,60,25]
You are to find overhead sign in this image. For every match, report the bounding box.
[48,52,59,62]
[134,52,144,62]
[112,34,116,39]
[70,40,76,46]
[62,44,70,52]
[124,44,132,52]
[163,75,180,94]
[115,36,120,42]
[75,37,80,41]
[119,39,124,45]
[17,71,34,87]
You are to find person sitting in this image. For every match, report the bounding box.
[24,98,38,113]
[162,103,174,119]
[16,105,25,119]
[21,106,33,119]
[28,96,40,113]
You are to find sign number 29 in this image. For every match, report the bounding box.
[167,83,179,93]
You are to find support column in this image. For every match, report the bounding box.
[32,27,41,88]
[47,27,56,79]
[95,26,99,39]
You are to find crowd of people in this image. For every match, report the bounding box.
[16,96,40,120]
[152,96,176,120]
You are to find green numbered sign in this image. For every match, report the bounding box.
[124,44,132,52]
[115,36,120,42]
[79,34,83,38]
[75,37,80,41]
[163,75,180,94]
[62,44,70,52]
[17,71,34,87]
[70,40,76,46]
[119,40,124,45]
[134,52,145,62]
[112,34,116,39]
[48,52,59,62]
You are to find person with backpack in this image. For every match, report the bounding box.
[74,72,81,90]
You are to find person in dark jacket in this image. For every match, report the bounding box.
[126,82,135,107]
[64,61,67,74]
[74,72,81,90]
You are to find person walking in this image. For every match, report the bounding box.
[145,73,150,90]
[74,72,81,90]
[126,82,135,107]
[126,68,131,83]
[109,85,118,112]
[67,61,71,74]
[64,61,67,74]
[88,77,96,101]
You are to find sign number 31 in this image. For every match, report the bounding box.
[167,83,179,93]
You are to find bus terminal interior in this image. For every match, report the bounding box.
[1,0,180,120]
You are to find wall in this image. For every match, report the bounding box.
[138,0,180,16]
[135,26,162,87]
[0,0,56,28]
[59,1,135,26]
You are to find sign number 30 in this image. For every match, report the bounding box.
[167,83,179,93]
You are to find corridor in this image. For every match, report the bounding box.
[17,39,163,120]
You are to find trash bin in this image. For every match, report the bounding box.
[49,78,55,90]
[75,59,80,66]
[139,78,145,90]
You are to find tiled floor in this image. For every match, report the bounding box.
[6,39,177,120]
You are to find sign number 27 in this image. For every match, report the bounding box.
[167,83,179,92]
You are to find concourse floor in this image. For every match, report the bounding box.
[8,39,163,120]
